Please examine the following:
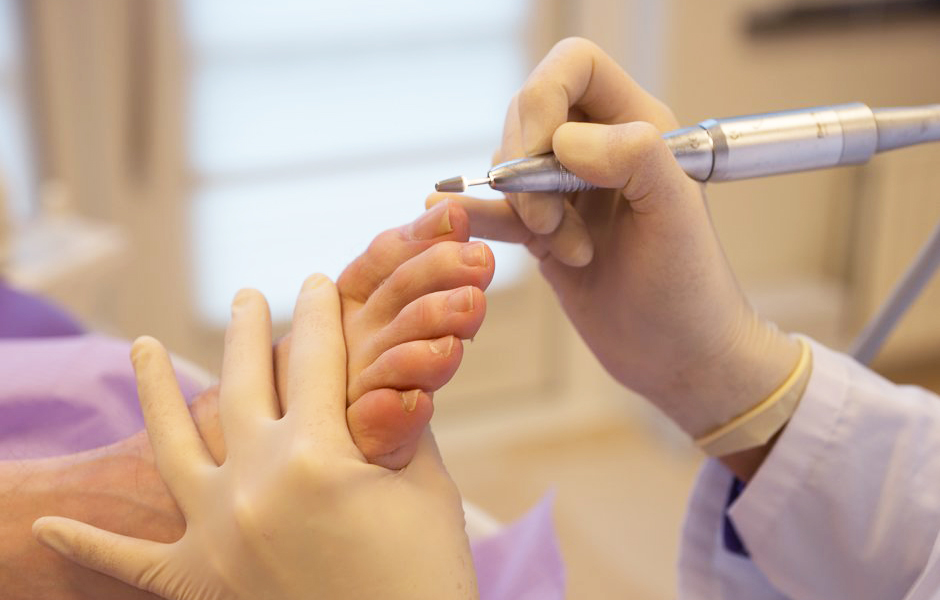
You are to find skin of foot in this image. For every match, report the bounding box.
[0,202,494,600]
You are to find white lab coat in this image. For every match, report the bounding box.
[678,338,940,600]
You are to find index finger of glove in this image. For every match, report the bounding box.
[425,193,592,267]
[517,36,678,158]
[220,289,280,445]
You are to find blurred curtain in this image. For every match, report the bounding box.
[22,0,173,220]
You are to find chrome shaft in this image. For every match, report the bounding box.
[666,102,880,182]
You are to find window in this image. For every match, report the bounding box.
[183,0,532,325]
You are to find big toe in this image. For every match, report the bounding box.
[337,201,471,304]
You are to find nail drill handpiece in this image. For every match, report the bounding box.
[434,103,940,193]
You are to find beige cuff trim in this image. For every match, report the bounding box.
[695,338,813,457]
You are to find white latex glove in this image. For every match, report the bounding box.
[32,275,478,600]
[429,38,800,442]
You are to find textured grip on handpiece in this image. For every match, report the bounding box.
[488,155,596,193]
[556,161,595,193]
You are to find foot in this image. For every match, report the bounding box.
[274,201,494,468]
[339,200,493,468]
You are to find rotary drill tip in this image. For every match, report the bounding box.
[434,175,491,193]
[434,176,467,193]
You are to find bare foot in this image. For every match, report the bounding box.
[273,201,493,468]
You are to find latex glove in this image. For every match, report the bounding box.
[429,38,800,441]
[32,276,478,600]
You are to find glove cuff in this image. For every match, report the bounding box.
[695,337,812,457]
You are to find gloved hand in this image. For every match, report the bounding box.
[32,276,478,600]
[429,38,800,445]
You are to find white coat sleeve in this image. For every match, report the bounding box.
[678,337,940,600]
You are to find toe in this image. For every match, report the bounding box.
[390,286,486,343]
[337,202,471,304]
[353,287,486,376]
[347,388,432,469]
[350,336,463,402]
[361,241,495,326]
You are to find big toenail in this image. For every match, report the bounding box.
[429,336,454,356]
[460,242,487,267]
[447,287,474,312]
[302,273,329,291]
[410,202,453,240]
[231,288,257,310]
[401,389,421,412]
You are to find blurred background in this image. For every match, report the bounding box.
[1,0,939,596]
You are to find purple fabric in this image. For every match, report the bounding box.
[0,281,85,338]
[471,494,566,600]
[0,334,203,459]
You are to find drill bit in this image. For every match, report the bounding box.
[434,175,491,193]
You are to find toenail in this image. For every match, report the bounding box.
[302,273,329,291]
[459,242,487,267]
[401,389,421,412]
[429,336,454,356]
[447,287,474,312]
[410,202,453,240]
[232,288,256,309]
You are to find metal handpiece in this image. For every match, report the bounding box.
[488,155,595,193]
[434,102,940,192]
[435,155,595,194]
